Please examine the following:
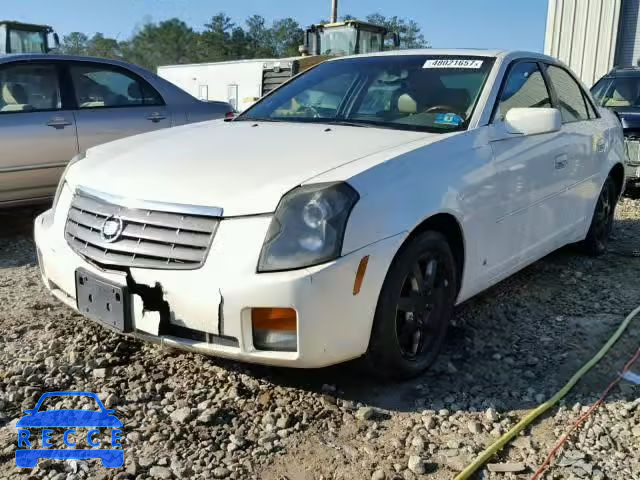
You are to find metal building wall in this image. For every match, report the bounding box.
[616,0,640,67]
[545,0,622,86]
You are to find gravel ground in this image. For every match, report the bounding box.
[0,199,639,480]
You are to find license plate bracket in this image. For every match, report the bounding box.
[75,268,132,333]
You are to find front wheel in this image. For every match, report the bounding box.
[581,176,617,256]
[365,231,458,380]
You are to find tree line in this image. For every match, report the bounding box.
[60,13,429,70]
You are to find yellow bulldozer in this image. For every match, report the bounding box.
[261,19,399,95]
[0,21,59,54]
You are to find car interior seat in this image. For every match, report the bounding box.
[1,83,34,112]
[397,93,418,114]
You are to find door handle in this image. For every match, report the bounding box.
[147,113,166,123]
[555,154,568,170]
[47,117,72,129]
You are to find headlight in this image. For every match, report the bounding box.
[258,182,359,272]
[53,152,85,208]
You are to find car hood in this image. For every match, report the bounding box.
[610,108,640,132]
[16,410,123,428]
[68,120,430,217]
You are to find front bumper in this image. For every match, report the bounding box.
[35,186,405,368]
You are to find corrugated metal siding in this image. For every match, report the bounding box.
[545,0,622,86]
[615,0,640,66]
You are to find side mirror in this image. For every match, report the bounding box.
[504,108,561,136]
[23,409,35,415]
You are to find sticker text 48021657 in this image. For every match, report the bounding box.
[423,59,484,69]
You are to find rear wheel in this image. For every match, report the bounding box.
[365,231,457,379]
[581,176,617,256]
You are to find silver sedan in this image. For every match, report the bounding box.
[0,54,233,207]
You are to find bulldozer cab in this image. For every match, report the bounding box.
[261,19,398,104]
[303,20,398,57]
[0,21,59,54]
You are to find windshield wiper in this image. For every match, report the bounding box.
[233,117,288,123]
[326,120,376,128]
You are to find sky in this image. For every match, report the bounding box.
[3,0,549,52]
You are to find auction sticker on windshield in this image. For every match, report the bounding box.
[423,59,484,69]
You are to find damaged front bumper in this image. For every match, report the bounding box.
[34,186,405,368]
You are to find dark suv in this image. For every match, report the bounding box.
[592,67,640,191]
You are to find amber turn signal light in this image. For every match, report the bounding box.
[353,256,370,295]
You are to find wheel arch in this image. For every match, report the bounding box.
[399,212,466,294]
[610,162,625,198]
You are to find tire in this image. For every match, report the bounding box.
[364,231,458,380]
[581,176,617,256]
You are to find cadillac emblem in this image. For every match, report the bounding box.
[100,216,124,243]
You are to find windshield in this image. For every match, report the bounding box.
[358,29,383,54]
[240,55,495,133]
[319,26,357,56]
[9,28,47,53]
[592,76,640,108]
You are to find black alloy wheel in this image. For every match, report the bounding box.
[366,231,457,379]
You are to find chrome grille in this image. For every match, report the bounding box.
[65,189,220,270]
[624,137,640,166]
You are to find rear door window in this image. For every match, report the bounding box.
[69,64,163,109]
[0,63,61,113]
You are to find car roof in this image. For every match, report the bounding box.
[0,53,152,75]
[604,66,640,77]
[331,48,559,64]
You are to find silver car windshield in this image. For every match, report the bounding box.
[240,55,495,133]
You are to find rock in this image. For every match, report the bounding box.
[170,407,193,424]
[468,421,482,434]
[257,391,272,406]
[149,465,173,479]
[485,408,499,423]
[213,466,230,478]
[446,454,472,472]
[196,409,217,424]
[407,455,426,475]
[423,416,436,430]
[411,436,426,452]
[229,434,245,447]
[276,414,291,429]
[105,393,117,408]
[356,406,376,421]
[92,368,110,379]
[487,462,526,473]
[446,440,461,449]
[371,469,386,480]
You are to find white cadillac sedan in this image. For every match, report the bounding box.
[35,50,625,378]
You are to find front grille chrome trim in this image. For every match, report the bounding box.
[65,187,221,271]
[76,186,224,217]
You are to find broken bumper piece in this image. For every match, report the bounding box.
[33,189,405,368]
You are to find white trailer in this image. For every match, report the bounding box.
[545,0,640,87]
[158,58,296,113]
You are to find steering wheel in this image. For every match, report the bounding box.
[301,105,321,118]
[424,105,463,115]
